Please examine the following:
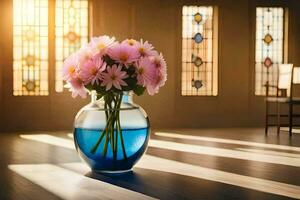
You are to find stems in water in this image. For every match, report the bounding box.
[90,92,127,161]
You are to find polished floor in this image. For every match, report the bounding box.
[1,128,300,200]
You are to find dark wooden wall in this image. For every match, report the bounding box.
[0,0,300,132]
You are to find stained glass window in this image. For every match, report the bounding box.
[182,6,218,96]
[255,7,287,96]
[13,0,49,96]
[55,0,89,92]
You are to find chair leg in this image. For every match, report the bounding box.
[277,102,280,135]
[265,101,269,135]
[289,103,293,137]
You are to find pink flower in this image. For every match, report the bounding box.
[136,57,156,86]
[62,53,79,81]
[145,53,167,95]
[146,69,167,95]
[136,40,158,57]
[90,35,117,55]
[79,54,107,85]
[122,39,138,46]
[107,43,139,65]
[152,53,167,87]
[101,64,128,90]
[151,53,167,71]
[69,76,87,98]
[77,44,94,66]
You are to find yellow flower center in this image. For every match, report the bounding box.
[139,48,145,55]
[138,67,144,74]
[120,53,129,62]
[68,66,75,74]
[90,67,97,75]
[111,74,116,80]
[127,39,135,46]
[98,43,106,50]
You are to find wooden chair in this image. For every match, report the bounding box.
[265,64,300,136]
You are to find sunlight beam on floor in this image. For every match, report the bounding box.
[280,127,300,134]
[149,139,300,167]
[137,155,300,199]
[155,132,300,151]
[64,158,300,199]
[20,134,75,150]
[8,164,157,200]
[236,148,300,158]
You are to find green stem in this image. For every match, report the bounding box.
[104,94,114,157]
[107,94,115,155]
[90,104,113,154]
[117,93,127,160]
[104,99,109,121]
[114,126,118,159]
[102,128,110,157]
[112,94,119,161]
[90,129,106,154]
[90,96,109,154]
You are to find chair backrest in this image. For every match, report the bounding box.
[293,67,300,84]
[291,66,300,98]
[278,64,293,90]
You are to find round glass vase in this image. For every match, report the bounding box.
[74,91,150,173]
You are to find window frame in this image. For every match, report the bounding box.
[12,0,92,97]
[253,6,289,97]
[180,5,219,97]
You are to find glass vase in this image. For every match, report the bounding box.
[74,91,150,173]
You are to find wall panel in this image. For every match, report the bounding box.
[0,0,300,132]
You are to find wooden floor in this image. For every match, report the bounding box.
[1,128,300,200]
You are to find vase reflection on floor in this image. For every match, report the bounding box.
[73,92,150,173]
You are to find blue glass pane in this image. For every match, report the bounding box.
[193,33,203,43]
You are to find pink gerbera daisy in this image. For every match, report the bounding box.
[144,53,167,95]
[69,76,87,98]
[147,69,167,95]
[62,53,79,81]
[101,64,128,90]
[151,53,167,70]
[136,57,156,86]
[136,40,158,57]
[152,53,167,87]
[90,35,117,55]
[80,54,107,85]
[107,43,139,65]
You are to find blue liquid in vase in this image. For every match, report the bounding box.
[74,127,150,172]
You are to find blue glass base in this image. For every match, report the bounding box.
[74,127,149,172]
[93,169,132,174]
